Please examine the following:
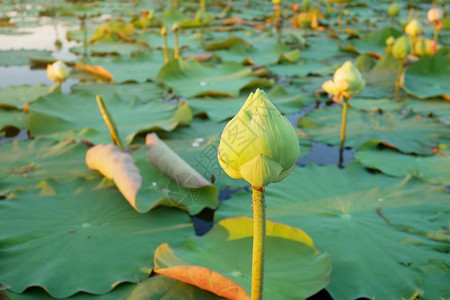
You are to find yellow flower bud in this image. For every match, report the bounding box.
[405,19,422,37]
[411,37,439,56]
[427,7,443,23]
[388,2,400,17]
[321,61,365,99]
[46,60,70,83]
[218,89,299,188]
[392,35,411,60]
[272,0,282,5]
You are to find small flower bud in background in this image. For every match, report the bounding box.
[218,89,299,188]
[392,36,411,60]
[388,2,400,17]
[321,61,365,101]
[46,60,70,84]
[427,7,442,24]
[405,19,422,37]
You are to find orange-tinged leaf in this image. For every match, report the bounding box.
[155,244,250,300]
[75,62,114,82]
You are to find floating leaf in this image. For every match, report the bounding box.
[70,42,150,57]
[355,141,450,186]
[29,92,192,145]
[0,178,194,298]
[215,164,450,300]
[0,139,91,195]
[0,84,56,110]
[299,106,448,154]
[403,97,450,122]
[154,217,331,300]
[0,49,52,66]
[268,58,332,77]
[341,28,402,55]
[403,52,450,99]
[156,58,273,98]
[188,85,303,121]
[0,109,28,137]
[70,82,164,102]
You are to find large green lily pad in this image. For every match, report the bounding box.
[156,58,273,98]
[216,42,300,66]
[0,139,91,195]
[403,98,450,123]
[70,82,165,102]
[268,58,333,78]
[215,164,450,300]
[0,84,56,110]
[0,49,52,66]
[0,178,194,298]
[70,42,150,57]
[403,52,450,99]
[154,217,332,300]
[298,106,448,154]
[188,85,303,121]
[342,28,402,55]
[0,109,28,137]
[4,276,224,299]
[355,141,450,186]
[80,51,166,83]
[28,92,192,145]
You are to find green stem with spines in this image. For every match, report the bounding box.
[96,95,123,151]
[251,186,266,300]
[394,60,404,101]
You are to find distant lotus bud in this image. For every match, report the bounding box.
[412,37,439,56]
[46,60,70,83]
[218,89,300,188]
[160,25,167,36]
[172,22,179,31]
[322,61,365,99]
[392,36,411,60]
[427,7,443,23]
[386,35,395,46]
[272,0,282,5]
[388,2,400,17]
[405,19,422,37]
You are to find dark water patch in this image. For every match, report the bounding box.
[298,142,354,167]
[191,207,215,236]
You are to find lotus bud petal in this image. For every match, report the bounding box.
[46,60,70,83]
[386,36,395,47]
[322,61,365,98]
[218,89,299,188]
[392,36,411,60]
[405,19,422,37]
[388,2,400,17]
[272,0,282,5]
[427,7,443,23]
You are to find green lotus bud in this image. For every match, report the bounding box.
[388,2,400,17]
[392,35,411,60]
[405,19,422,37]
[322,61,365,99]
[46,60,70,83]
[386,36,395,46]
[218,89,300,188]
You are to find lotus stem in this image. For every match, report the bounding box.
[251,186,266,300]
[339,97,348,156]
[173,25,179,59]
[200,0,206,13]
[408,7,414,22]
[338,3,343,33]
[161,26,169,63]
[96,95,123,151]
[81,15,87,58]
[433,26,439,44]
[394,60,404,101]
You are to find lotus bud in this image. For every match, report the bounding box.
[218,89,300,188]
[46,60,70,84]
[388,2,400,17]
[427,7,443,23]
[386,35,395,47]
[392,36,411,60]
[405,19,422,37]
[322,61,365,100]
[412,37,439,56]
[272,0,282,5]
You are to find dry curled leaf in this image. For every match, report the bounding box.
[75,62,114,82]
[146,133,211,189]
[86,144,141,208]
